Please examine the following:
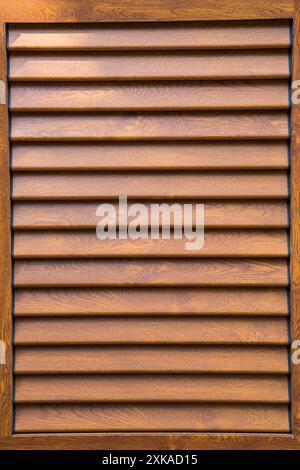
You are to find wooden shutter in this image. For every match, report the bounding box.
[7,20,291,434]
[1,1,300,450]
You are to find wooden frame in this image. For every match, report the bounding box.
[0,22,12,438]
[0,0,299,450]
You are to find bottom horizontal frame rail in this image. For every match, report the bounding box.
[0,432,299,450]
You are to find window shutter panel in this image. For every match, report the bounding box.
[9,20,291,434]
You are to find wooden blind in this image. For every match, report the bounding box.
[8,20,291,433]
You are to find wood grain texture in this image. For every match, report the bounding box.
[10,81,290,111]
[12,201,289,230]
[14,287,288,316]
[11,112,289,141]
[0,0,295,23]
[13,230,289,258]
[291,3,300,439]
[0,23,12,437]
[12,171,288,199]
[13,259,289,287]
[11,141,289,171]
[9,51,290,82]
[15,345,288,374]
[8,21,291,50]
[14,317,289,345]
[0,434,299,451]
[0,3,297,451]
[14,403,290,433]
[14,374,289,404]
[7,9,292,445]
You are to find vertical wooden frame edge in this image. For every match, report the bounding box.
[291,0,300,443]
[0,22,12,437]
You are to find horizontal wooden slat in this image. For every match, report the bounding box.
[11,112,289,141]
[12,172,288,199]
[11,141,289,171]
[15,345,289,374]
[15,345,288,374]
[14,403,290,432]
[10,81,289,111]
[8,22,291,51]
[14,317,288,345]
[13,259,289,287]
[9,51,290,81]
[13,230,288,259]
[14,287,288,316]
[13,201,289,229]
[14,374,289,403]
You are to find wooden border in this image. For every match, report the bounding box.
[0,433,299,450]
[291,0,300,442]
[1,0,300,450]
[0,0,295,22]
[0,22,12,438]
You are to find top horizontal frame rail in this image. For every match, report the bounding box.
[0,0,296,23]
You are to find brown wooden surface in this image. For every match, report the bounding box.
[14,403,290,433]
[11,141,289,171]
[12,171,288,199]
[13,201,289,229]
[8,22,291,50]
[0,23,12,437]
[15,345,288,374]
[3,8,297,449]
[13,259,289,287]
[0,433,299,451]
[13,230,289,258]
[0,0,295,23]
[13,229,287,267]
[10,81,290,112]
[14,374,289,404]
[14,287,288,316]
[14,317,289,345]
[11,112,289,140]
[9,51,290,81]
[291,2,300,439]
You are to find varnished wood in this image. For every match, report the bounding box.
[14,287,288,316]
[0,433,299,450]
[11,141,289,171]
[14,403,290,433]
[10,81,290,111]
[1,5,296,448]
[14,374,289,404]
[9,51,290,82]
[14,317,289,345]
[13,259,289,287]
[13,230,289,258]
[8,21,291,50]
[291,2,300,439]
[13,201,289,229]
[0,0,295,23]
[11,112,289,140]
[12,171,288,199]
[0,24,12,437]
[15,345,288,374]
